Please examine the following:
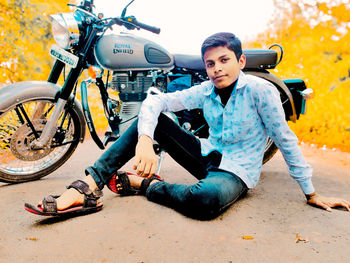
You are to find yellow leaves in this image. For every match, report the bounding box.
[295,234,309,243]
[25,237,38,241]
[317,3,329,14]
[247,0,350,153]
[330,4,350,22]
[0,1,74,84]
[242,236,254,240]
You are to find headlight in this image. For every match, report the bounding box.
[49,13,81,50]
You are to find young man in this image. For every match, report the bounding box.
[25,32,350,218]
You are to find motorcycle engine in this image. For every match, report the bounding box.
[110,71,164,134]
[111,72,155,102]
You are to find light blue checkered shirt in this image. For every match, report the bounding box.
[138,71,314,194]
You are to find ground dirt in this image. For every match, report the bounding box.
[0,140,349,263]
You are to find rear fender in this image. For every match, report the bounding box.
[283,79,308,119]
[0,81,86,142]
[245,71,297,122]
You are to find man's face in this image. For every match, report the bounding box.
[203,46,246,89]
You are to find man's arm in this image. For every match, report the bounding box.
[254,81,314,194]
[255,80,350,211]
[133,135,158,178]
[134,83,209,177]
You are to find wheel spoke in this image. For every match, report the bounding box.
[0,99,80,182]
[14,107,25,124]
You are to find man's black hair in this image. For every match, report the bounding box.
[201,32,242,61]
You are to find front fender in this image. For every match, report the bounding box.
[0,81,86,142]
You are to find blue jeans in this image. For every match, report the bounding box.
[86,114,247,219]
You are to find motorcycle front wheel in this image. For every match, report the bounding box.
[0,99,82,183]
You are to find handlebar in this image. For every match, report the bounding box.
[132,18,161,34]
[107,16,160,34]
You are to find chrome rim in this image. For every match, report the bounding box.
[0,100,76,176]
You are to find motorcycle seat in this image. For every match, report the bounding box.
[244,49,278,69]
[173,49,278,71]
[174,54,205,71]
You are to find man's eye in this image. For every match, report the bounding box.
[206,63,214,68]
[222,58,229,63]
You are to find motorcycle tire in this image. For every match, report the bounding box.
[0,99,82,183]
[263,137,278,164]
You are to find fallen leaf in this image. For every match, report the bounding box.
[295,234,309,243]
[26,237,38,241]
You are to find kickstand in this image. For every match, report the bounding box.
[155,150,166,177]
[103,131,119,146]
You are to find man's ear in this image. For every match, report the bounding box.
[239,54,246,69]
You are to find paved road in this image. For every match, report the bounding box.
[0,140,349,263]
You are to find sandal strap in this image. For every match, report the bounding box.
[140,176,162,195]
[42,195,57,213]
[67,180,103,197]
[67,180,103,208]
[115,171,140,196]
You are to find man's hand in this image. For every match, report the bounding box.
[306,193,350,212]
[133,135,158,178]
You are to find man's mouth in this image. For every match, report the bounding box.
[214,75,227,81]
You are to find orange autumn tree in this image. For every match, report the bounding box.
[0,0,72,85]
[247,0,350,152]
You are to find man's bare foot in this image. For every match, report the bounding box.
[39,175,99,210]
[127,173,160,189]
[127,173,144,188]
[55,188,85,210]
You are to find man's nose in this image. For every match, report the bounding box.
[214,63,222,73]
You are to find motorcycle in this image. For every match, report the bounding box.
[0,0,313,183]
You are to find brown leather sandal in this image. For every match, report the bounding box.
[107,171,162,195]
[24,180,103,216]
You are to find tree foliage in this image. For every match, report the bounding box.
[247,0,350,152]
[0,0,71,84]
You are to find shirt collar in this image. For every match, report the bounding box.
[203,71,247,98]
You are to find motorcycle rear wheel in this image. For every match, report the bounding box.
[0,99,81,183]
[263,137,278,164]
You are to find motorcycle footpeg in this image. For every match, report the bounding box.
[103,131,119,146]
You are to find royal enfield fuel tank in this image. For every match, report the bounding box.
[94,33,174,71]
